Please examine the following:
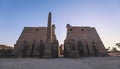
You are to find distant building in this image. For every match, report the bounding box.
[13,12,59,58]
[0,45,13,58]
[0,45,13,50]
[59,44,64,56]
[64,24,107,58]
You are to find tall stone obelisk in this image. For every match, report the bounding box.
[44,12,52,58]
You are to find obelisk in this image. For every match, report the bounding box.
[44,12,52,58]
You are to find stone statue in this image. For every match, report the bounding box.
[78,40,84,57]
[52,40,59,58]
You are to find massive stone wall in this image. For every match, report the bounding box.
[13,12,59,58]
[64,24,107,58]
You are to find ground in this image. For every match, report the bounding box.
[0,57,120,69]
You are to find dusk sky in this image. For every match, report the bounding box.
[0,0,120,49]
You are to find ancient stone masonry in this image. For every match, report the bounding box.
[13,12,59,58]
[13,12,107,58]
[64,24,107,58]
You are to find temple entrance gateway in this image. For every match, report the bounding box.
[13,12,107,58]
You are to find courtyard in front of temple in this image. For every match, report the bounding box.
[0,57,120,69]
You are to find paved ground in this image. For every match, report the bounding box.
[0,57,120,69]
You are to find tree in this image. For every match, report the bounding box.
[106,47,110,51]
[111,47,118,52]
[116,43,120,48]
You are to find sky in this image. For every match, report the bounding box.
[0,0,120,49]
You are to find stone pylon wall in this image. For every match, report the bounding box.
[13,12,59,58]
[64,24,107,58]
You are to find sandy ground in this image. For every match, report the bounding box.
[0,57,120,69]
